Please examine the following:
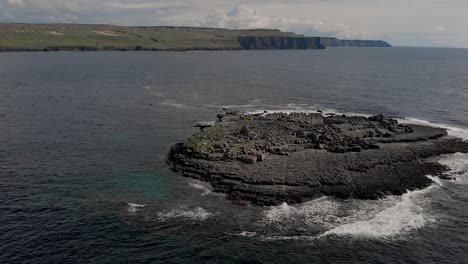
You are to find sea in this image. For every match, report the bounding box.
[1,47,468,263]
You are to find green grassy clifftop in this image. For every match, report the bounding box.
[0,23,391,51]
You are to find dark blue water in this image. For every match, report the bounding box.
[1,48,468,263]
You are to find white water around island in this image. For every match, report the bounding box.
[257,185,437,240]
[168,102,468,239]
[157,206,213,221]
[189,103,468,240]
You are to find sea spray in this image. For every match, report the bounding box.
[188,182,212,196]
[426,175,443,186]
[319,186,438,239]
[127,203,145,213]
[157,206,213,221]
[438,153,468,184]
[259,186,439,240]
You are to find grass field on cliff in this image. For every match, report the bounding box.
[0,23,297,50]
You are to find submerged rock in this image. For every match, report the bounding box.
[167,112,468,206]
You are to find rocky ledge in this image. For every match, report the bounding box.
[167,112,468,205]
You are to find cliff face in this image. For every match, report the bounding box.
[321,37,392,48]
[237,36,391,50]
[238,36,325,50]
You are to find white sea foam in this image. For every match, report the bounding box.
[426,175,443,186]
[396,118,468,184]
[127,203,145,213]
[438,153,468,185]
[261,235,313,241]
[398,117,468,141]
[157,206,212,221]
[233,231,257,237]
[262,197,342,228]
[319,187,437,239]
[188,182,212,196]
[393,117,468,184]
[264,202,293,222]
[260,185,438,240]
[261,197,372,233]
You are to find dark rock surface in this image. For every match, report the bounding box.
[237,36,325,50]
[167,112,468,205]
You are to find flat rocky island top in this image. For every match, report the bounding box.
[167,112,468,205]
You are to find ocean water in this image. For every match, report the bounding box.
[1,48,468,263]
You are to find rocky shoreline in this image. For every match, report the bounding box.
[167,112,468,205]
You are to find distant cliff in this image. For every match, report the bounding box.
[320,37,392,48]
[238,36,325,50]
[237,36,391,50]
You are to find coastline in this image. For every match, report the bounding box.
[0,23,391,52]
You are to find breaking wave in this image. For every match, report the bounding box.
[188,182,212,196]
[426,175,443,186]
[127,203,145,213]
[438,153,468,185]
[319,187,436,239]
[157,206,213,221]
[259,186,438,240]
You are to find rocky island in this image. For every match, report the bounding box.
[167,112,468,205]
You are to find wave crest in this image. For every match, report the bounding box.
[260,187,437,240]
[438,153,468,184]
[157,206,212,221]
[319,188,436,239]
[127,203,145,213]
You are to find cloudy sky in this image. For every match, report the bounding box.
[1,0,467,47]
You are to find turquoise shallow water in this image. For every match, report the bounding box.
[1,48,468,263]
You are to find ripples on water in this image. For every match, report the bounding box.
[1,48,468,263]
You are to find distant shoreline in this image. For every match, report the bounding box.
[0,23,392,52]
[0,47,244,52]
[0,47,393,53]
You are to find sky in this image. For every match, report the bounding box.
[1,0,467,48]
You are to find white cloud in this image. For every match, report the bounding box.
[5,0,81,13]
[186,6,358,39]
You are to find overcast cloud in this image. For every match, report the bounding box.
[1,0,467,47]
